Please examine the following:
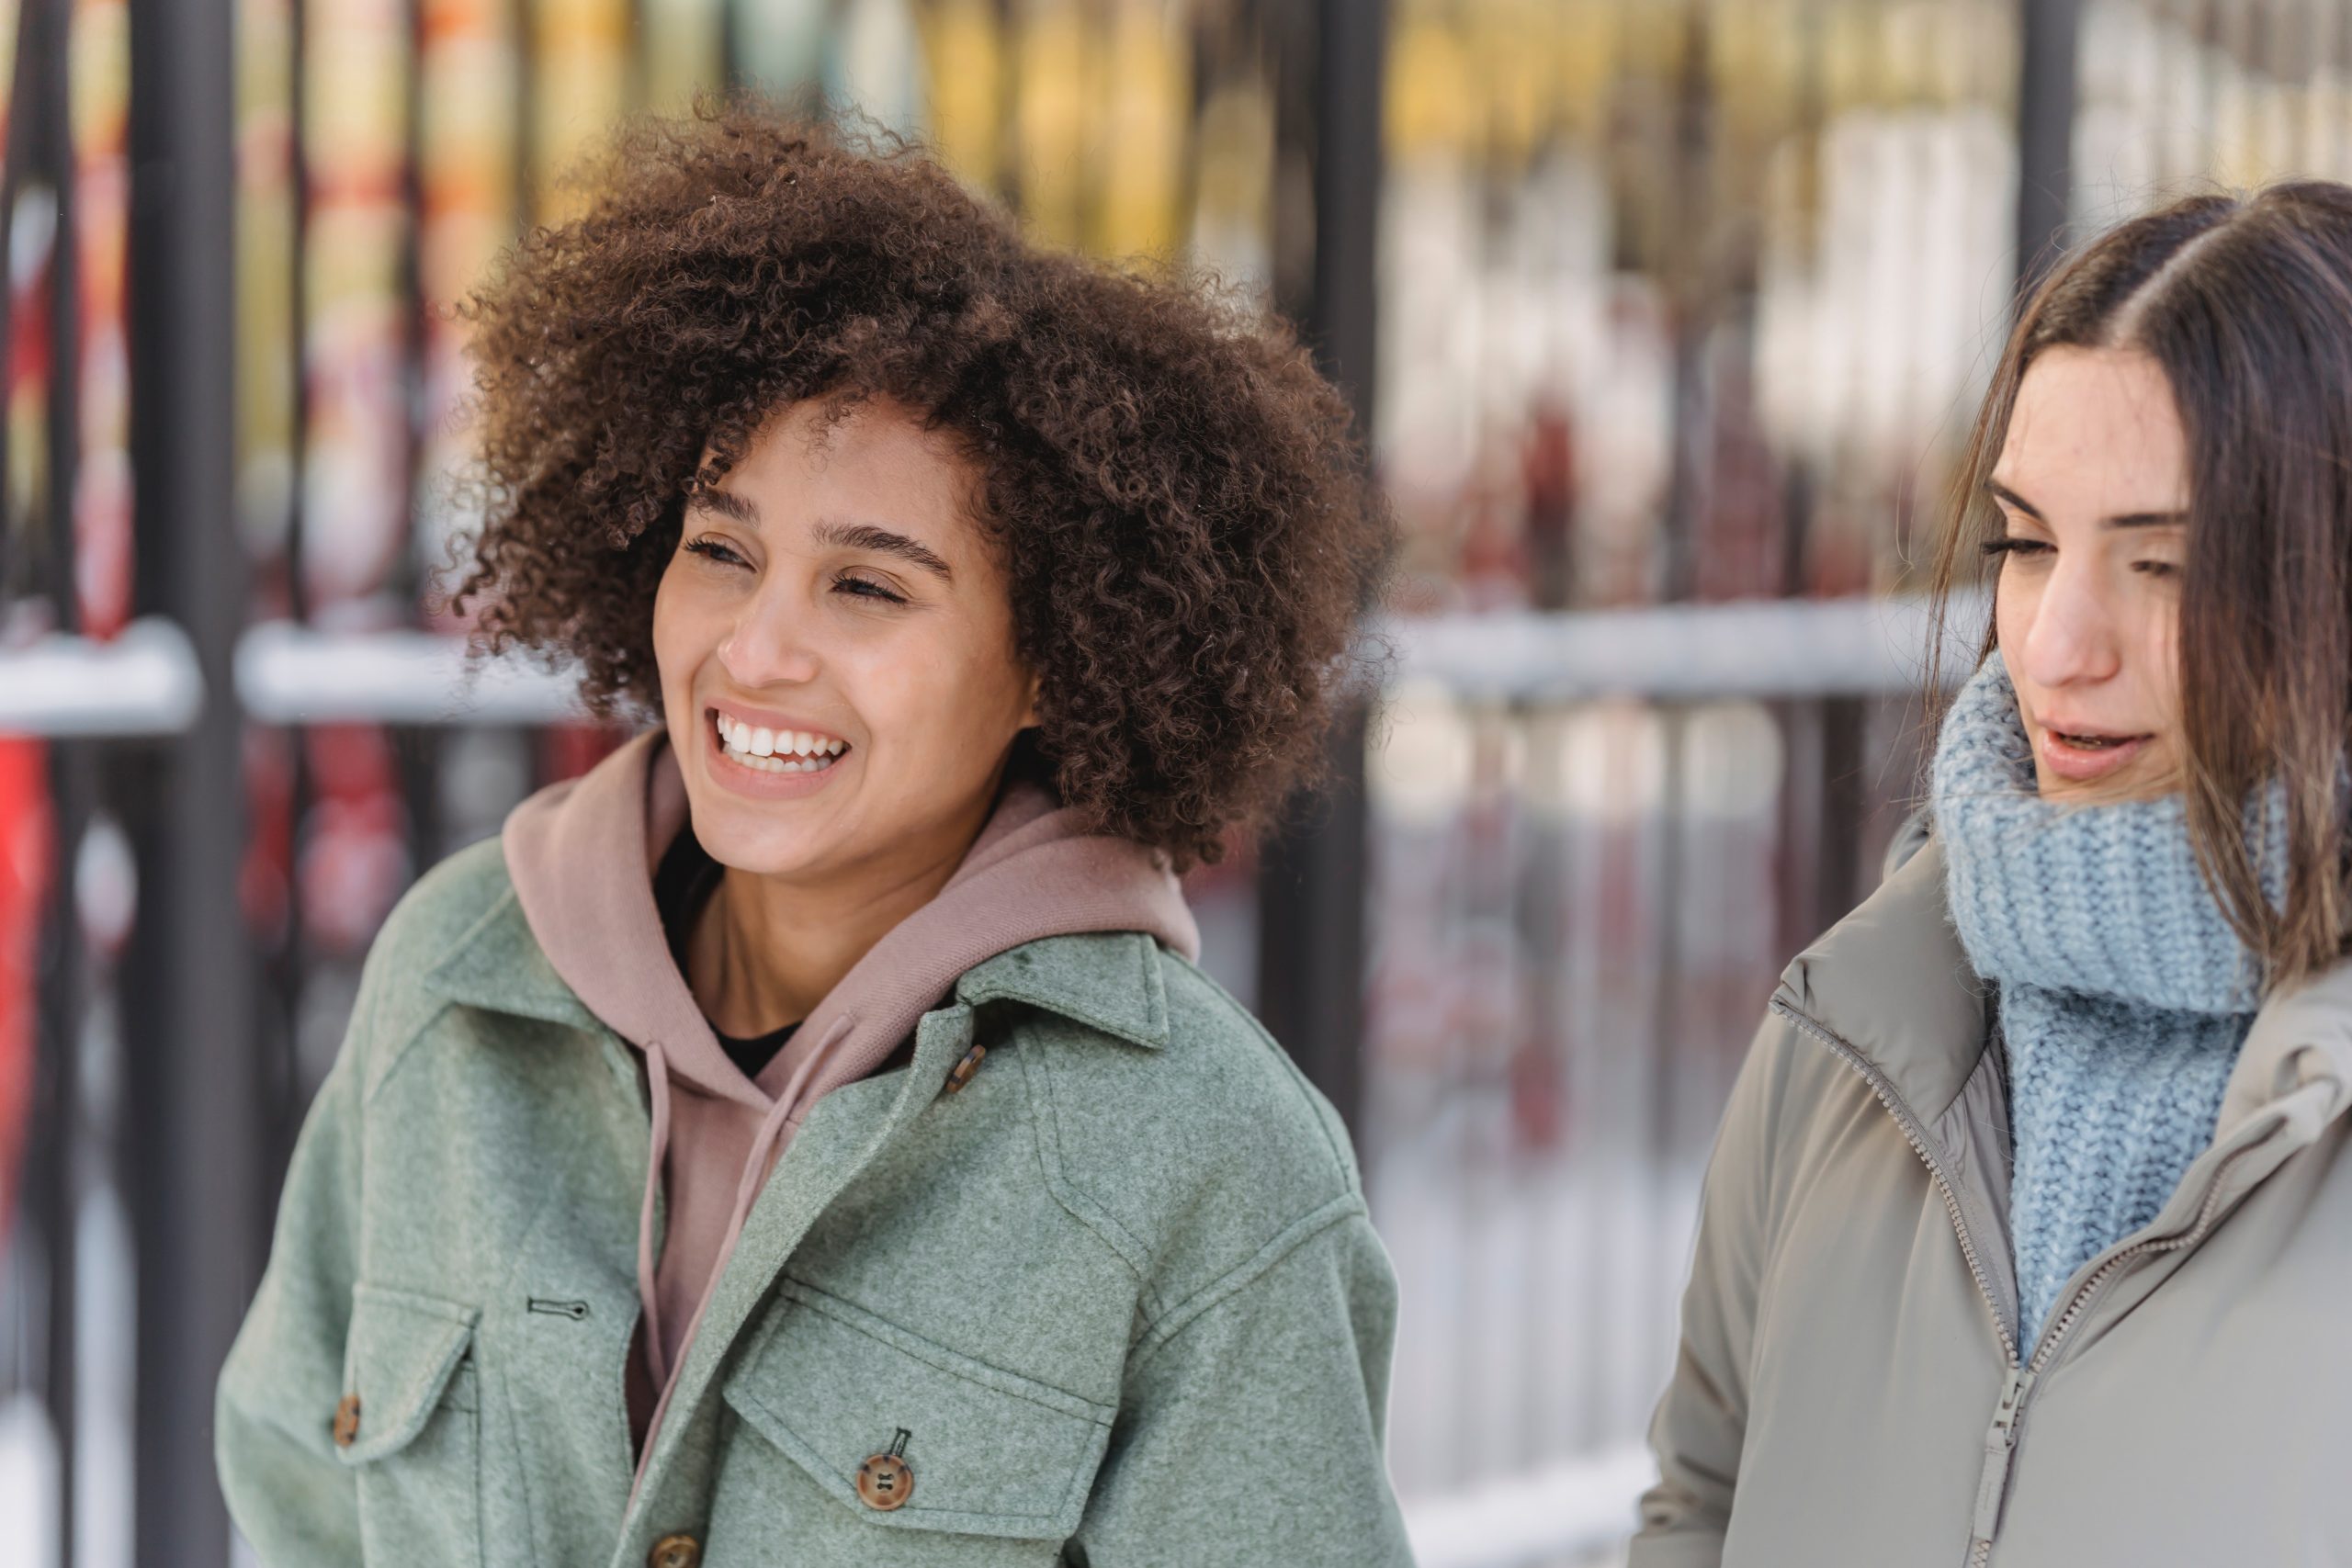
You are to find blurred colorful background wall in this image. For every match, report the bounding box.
[6,3,2352,1565]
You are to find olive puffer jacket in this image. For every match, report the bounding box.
[1635,838,2352,1567]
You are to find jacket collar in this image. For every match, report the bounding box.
[421,884,601,1032]
[1771,837,1991,1126]
[420,880,1171,1052]
[954,931,1172,1050]
[1774,833,2352,1145]
[2218,956,2352,1137]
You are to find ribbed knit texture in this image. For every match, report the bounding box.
[1933,661,2273,1341]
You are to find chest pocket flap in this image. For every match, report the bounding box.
[722,1277,1115,1540]
[335,1283,481,1465]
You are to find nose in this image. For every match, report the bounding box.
[716,582,821,689]
[2013,553,2121,692]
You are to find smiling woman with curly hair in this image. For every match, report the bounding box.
[216,103,1412,1568]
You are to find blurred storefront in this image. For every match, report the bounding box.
[6,3,2352,1565]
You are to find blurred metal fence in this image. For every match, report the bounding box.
[11,3,2352,1568]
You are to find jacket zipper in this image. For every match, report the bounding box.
[1773,998,2262,1568]
[1770,999,2018,1363]
[1963,1135,2265,1563]
[1770,999,2023,1568]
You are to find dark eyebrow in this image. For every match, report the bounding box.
[684,491,956,583]
[812,519,955,583]
[684,484,757,525]
[1984,478,2186,530]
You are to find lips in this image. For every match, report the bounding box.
[700,704,854,796]
[2036,723,2153,784]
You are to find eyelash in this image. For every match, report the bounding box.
[1980,536,2051,559]
[682,536,910,604]
[836,574,908,604]
[683,536,744,567]
[1980,536,2178,577]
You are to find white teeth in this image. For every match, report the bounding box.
[712,711,846,773]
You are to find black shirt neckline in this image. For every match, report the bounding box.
[651,826,801,1079]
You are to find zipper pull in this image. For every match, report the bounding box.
[1969,1365,2036,1550]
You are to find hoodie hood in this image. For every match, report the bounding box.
[503,729,1199,1472]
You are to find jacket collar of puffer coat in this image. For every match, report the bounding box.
[1773,833,2352,1249]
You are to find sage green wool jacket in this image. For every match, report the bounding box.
[215,840,1412,1568]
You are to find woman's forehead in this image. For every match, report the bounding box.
[709,400,981,539]
[1996,347,2189,520]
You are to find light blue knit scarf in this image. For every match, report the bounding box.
[1931,660,2276,1341]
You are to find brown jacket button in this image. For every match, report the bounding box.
[332,1394,361,1448]
[646,1534,700,1568]
[944,1043,988,1093]
[856,1452,914,1510]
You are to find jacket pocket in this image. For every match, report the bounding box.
[719,1276,1115,1542]
[337,1283,484,1567]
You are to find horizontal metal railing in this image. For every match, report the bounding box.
[0,595,1984,738]
[0,620,207,736]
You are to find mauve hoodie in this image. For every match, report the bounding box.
[502,731,1200,1480]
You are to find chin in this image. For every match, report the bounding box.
[2031,758,2181,806]
[686,807,833,878]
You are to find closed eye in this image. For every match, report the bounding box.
[1980,536,2052,560]
[683,536,749,569]
[834,572,909,605]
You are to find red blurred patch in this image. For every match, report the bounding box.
[0,738,53,1247]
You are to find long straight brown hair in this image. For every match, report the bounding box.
[1928,183,2352,989]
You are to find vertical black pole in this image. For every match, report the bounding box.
[21,0,83,1559]
[125,0,253,1561]
[1256,0,1385,1135]
[2014,0,2081,292]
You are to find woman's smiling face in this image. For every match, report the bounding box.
[652,396,1037,881]
[1989,345,2190,803]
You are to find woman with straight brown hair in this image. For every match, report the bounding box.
[1634,183,2352,1566]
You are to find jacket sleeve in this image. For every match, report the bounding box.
[1065,1203,1415,1568]
[214,975,374,1565]
[1629,1010,1792,1567]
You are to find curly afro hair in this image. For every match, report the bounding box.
[450,100,1391,869]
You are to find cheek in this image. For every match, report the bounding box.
[650,575,679,683]
[1993,569,2034,661]
[858,617,1029,756]
[2142,604,2183,730]
[650,564,714,694]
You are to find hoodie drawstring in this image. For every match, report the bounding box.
[628,1014,856,1495]
[728,1014,855,1233]
[637,1038,674,1389]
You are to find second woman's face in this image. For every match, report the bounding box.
[651,397,1037,883]
[1989,346,2189,803]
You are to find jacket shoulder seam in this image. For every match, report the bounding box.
[358,886,496,1105]
[1010,1023,1165,1314]
[1129,1192,1366,1367]
[1159,952,1360,1190]
[360,993,458,1108]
